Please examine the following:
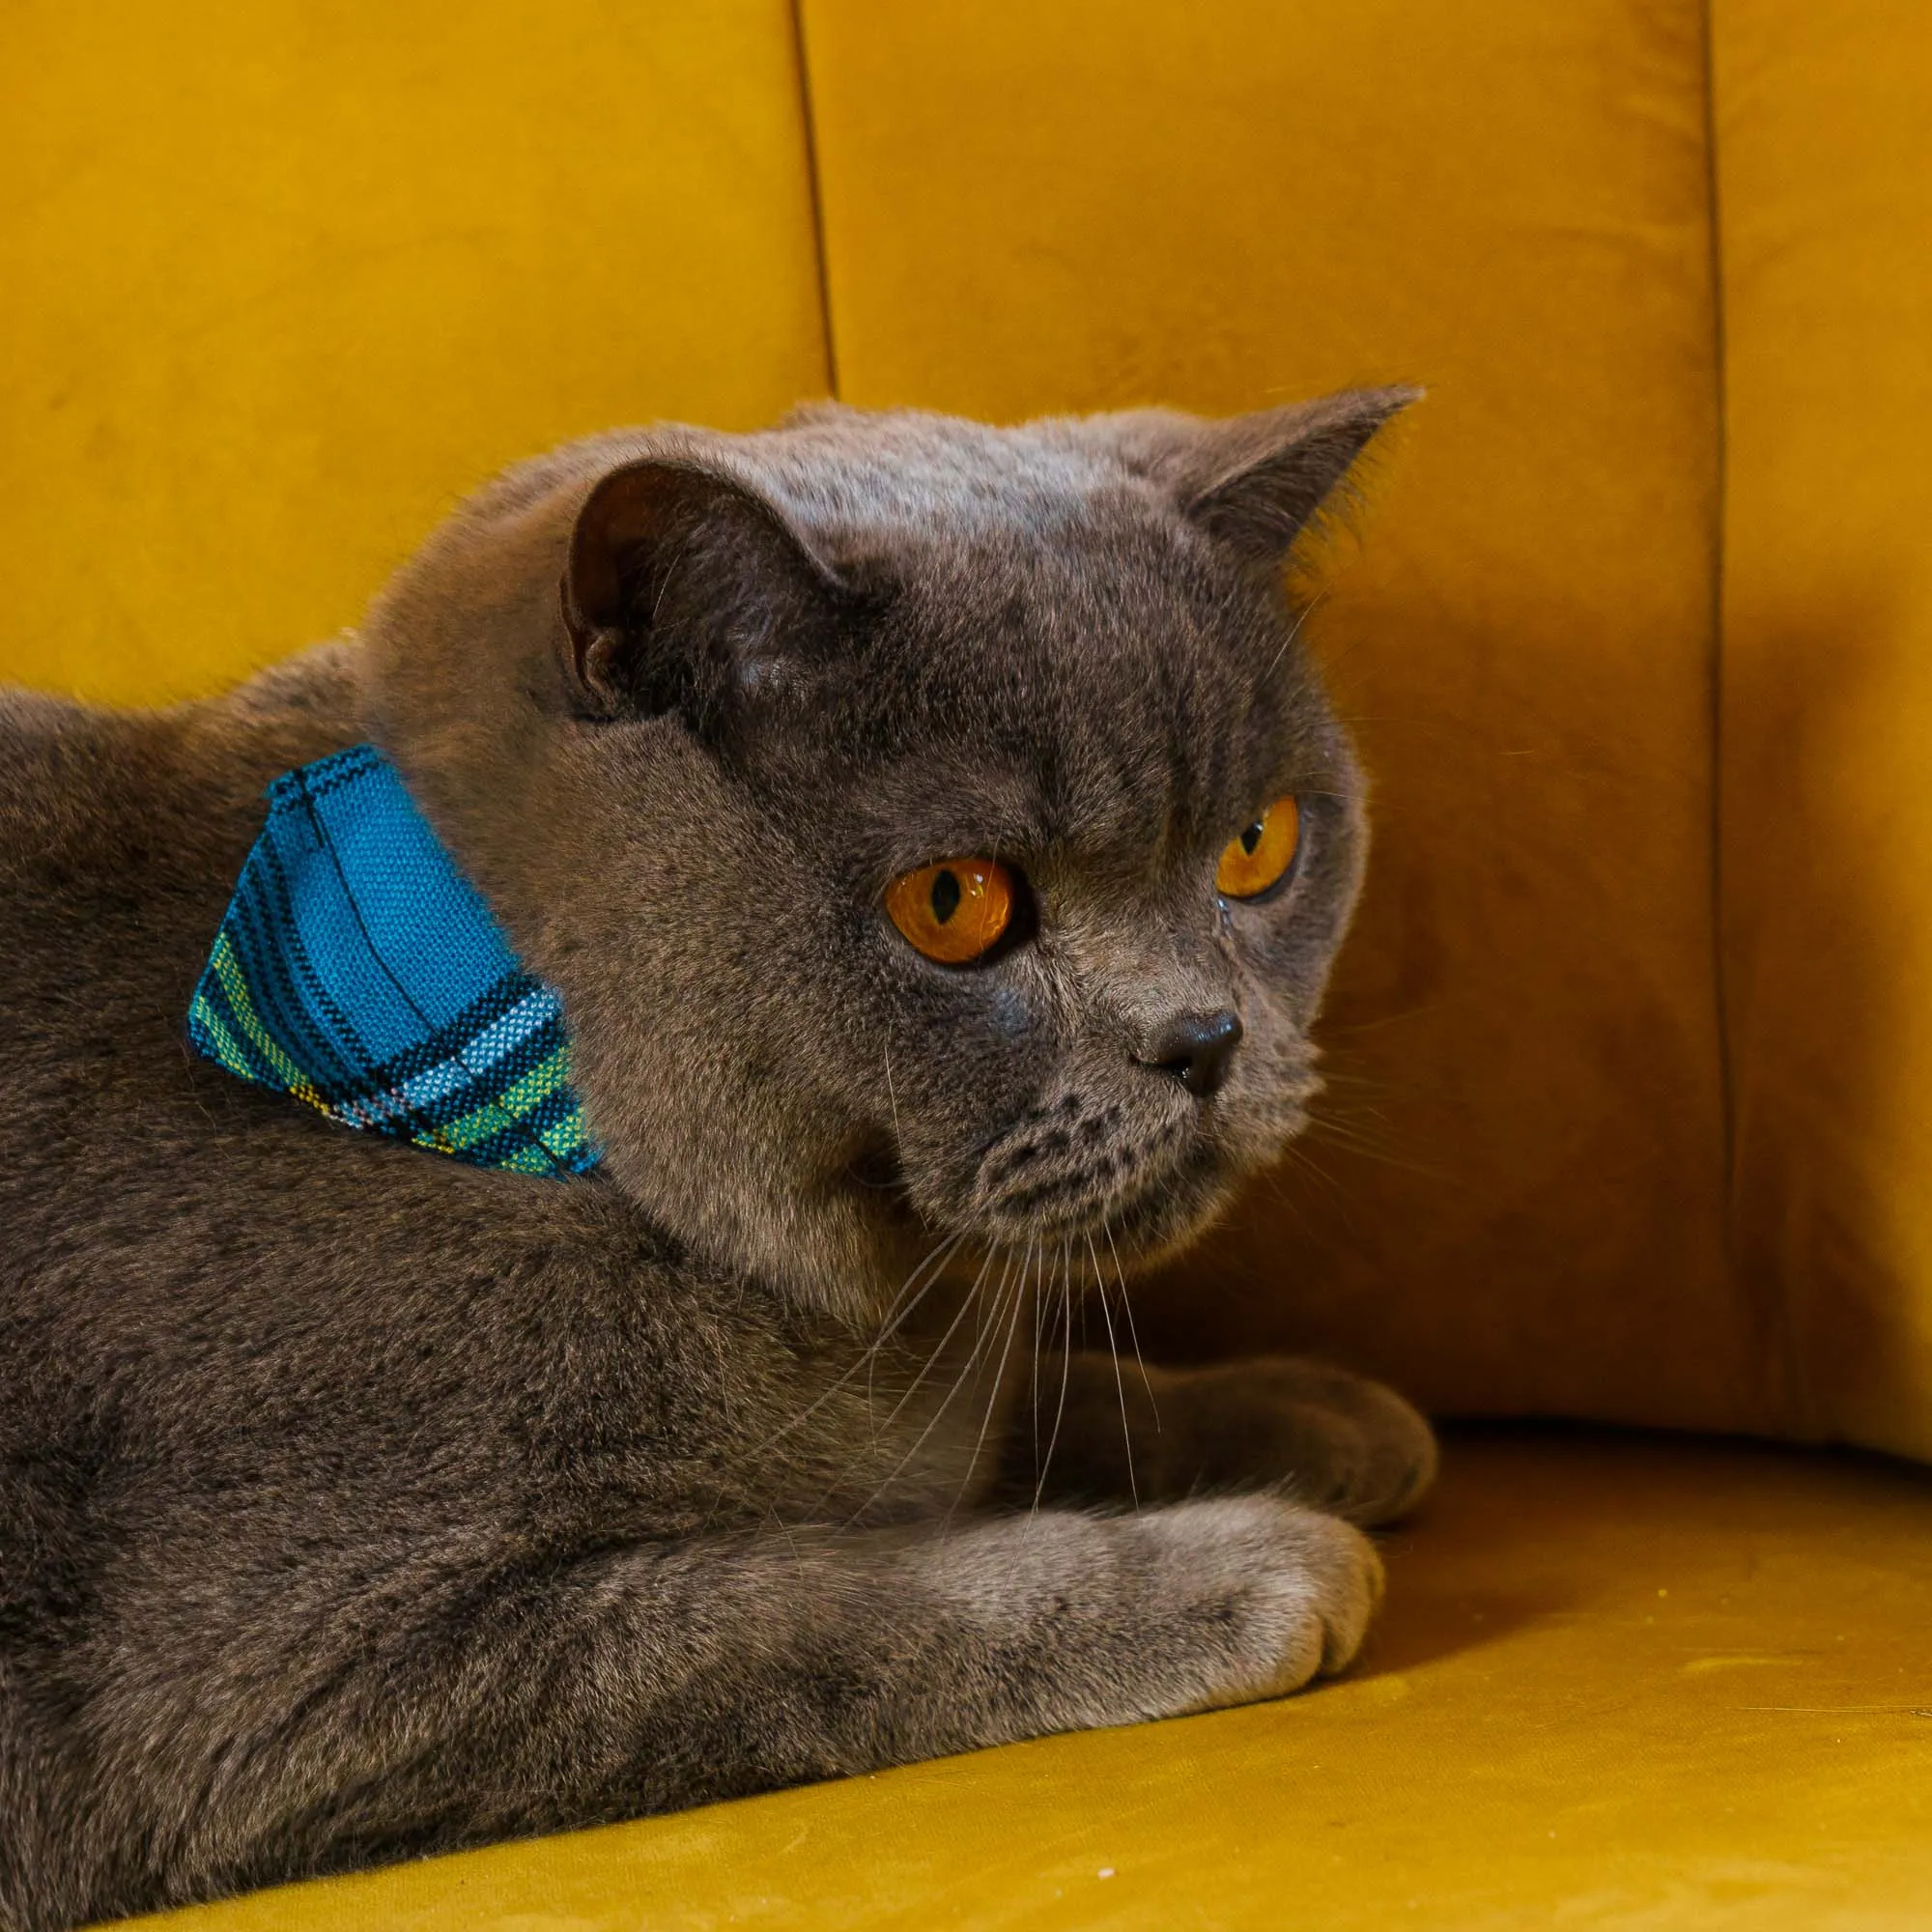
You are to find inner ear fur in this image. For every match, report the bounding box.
[560,458,846,727]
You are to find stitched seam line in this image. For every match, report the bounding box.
[1700,0,1765,1426]
[787,0,840,400]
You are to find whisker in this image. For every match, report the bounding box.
[1270,1137,1350,1211]
[947,1246,1028,1526]
[1028,1236,1044,1486]
[871,1239,999,1441]
[805,1239,1001,1522]
[709,1228,970,1530]
[764,1235,968,1504]
[1103,1217,1159,1427]
[1087,1232,1138,1512]
[1254,1168,1334,1250]
[882,1039,902,1149]
[1031,1248,1076,1520]
[1301,1117,1451,1182]
[849,1242,1012,1524]
[1256,588,1327,690]
[864,1229,971,1419]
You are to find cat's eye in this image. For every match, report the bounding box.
[1215,797,1301,900]
[884,858,1015,965]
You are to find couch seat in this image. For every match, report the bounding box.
[124,1430,1932,1930]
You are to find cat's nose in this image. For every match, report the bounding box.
[1138,1009,1244,1099]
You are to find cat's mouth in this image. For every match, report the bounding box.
[958,1094,1240,1261]
[842,1088,1287,1267]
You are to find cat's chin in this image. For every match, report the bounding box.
[939,1093,1309,1276]
[942,1139,1241,1277]
[1068,1145,1243,1271]
[838,1106,1297,1291]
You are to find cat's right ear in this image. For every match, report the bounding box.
[559,459,847,738]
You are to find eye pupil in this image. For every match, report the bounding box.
[1215,797,1301,901]
[885,858,1016,965]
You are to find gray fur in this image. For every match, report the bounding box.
[0,396,1433,1931]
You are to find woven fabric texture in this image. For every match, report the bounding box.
[187,744,597,1178]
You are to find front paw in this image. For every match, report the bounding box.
[1268,1359,1438,1524]
[1182,1357,1438,1525]
[903,1496,1382,1750]
[1134,1495,1383,1712]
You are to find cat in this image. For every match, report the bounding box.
[0,391,1435,1932]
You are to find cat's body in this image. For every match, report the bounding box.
[0,399,1433,1931]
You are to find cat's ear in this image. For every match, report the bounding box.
[559,458,846,734]
[1116,386,1421,566]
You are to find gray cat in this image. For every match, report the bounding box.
[0,393,1435,1931]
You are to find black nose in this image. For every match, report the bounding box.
[1139,1009,1244,1099]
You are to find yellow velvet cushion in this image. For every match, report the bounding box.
[123,1433,1932,1930]
[0,0,830,703]
[1717,0,1932,1460]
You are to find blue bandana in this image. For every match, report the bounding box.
[187,744,599,1177]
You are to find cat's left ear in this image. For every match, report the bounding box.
[1117,386,1421,566]
[559,458,847,737]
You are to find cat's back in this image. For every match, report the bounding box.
[0,645,365,1092]
[0,647,377,1315]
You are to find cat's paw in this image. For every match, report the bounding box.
[1197,1357,1437,1526]
[1133,1494,1382,1713]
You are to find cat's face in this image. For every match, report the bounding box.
[368,395,1411,1317]
[713,479,1367,1279]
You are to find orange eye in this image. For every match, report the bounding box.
[1215,797,1301,900]
[884,858,1015,965]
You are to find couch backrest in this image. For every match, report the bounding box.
[0,2,832,697]
[7,1,1927,1458]
[1716,5,1932,1461]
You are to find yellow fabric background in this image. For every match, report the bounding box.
[0,0,830,702]
[125,1434,1932,1931]
[1716,0,1932,1460]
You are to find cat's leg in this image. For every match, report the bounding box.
[67,1499,1377,1922]
[1000,1353,1437,1525]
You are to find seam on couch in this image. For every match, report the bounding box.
[786,0,841,400]
[1698,0,1754,1413]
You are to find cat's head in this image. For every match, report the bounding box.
[363,394,1414,1318]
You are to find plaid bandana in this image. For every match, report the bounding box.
[187,744,599,1177]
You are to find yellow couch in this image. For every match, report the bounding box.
[8,3,1930,1924]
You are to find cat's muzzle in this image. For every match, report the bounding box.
[965,1089,1202,1243]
